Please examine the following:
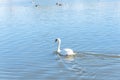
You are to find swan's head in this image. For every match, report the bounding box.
[55,38,61,43]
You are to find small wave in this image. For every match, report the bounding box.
[68,65,86,75]
[87,52,120,58]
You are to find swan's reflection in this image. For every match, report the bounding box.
[64,55,76,61]
[54,50,76,61]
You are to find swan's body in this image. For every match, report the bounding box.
[55,38,76,56]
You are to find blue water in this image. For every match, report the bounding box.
[0,0,120,80]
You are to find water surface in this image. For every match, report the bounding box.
[0,0,120,80]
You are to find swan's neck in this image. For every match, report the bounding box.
[57,40,61,53]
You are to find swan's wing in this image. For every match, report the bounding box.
[63,48,75,55]
[64,48,73,52]
[58,48,71,56]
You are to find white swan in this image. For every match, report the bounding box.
[55,38,76,56]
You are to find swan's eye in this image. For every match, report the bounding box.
[55,39,57,42]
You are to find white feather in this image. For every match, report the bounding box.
[55,38,76,56]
